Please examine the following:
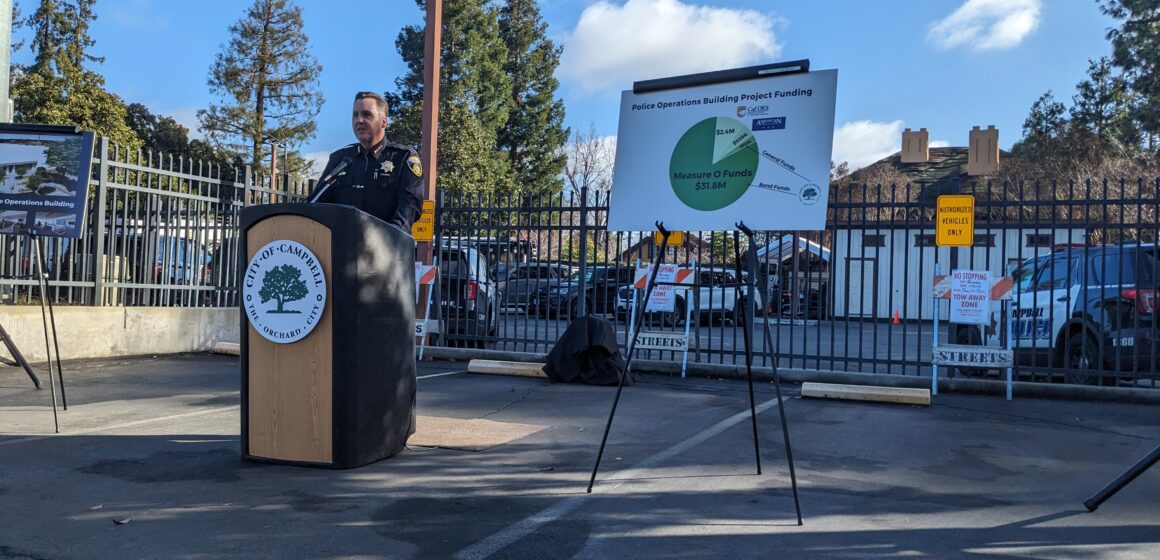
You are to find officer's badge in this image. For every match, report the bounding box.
[406,155,423,178]
[380,161,394,174]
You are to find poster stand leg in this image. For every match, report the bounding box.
[29,234,61,432]
[0,321,40,388]
[731,229,762,476]
[1084,445,1160,512]
[588,222,671,493]
[738,222,803,525]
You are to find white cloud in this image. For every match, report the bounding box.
[303,151,331,177]
[107,0,169,30]
[832,121,953,170]
[163,107,204,140]
[928,0,1040,51]
[559,0,783,95]
[832,120,904,170]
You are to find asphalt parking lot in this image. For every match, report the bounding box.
[2,354,1159,559]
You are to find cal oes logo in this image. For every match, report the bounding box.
[243,240,327,344]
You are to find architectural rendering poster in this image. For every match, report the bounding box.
[0,124,96,239]
[608,69,837,231]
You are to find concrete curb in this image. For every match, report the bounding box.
[421,346,1160,404]
[212,342,240,356]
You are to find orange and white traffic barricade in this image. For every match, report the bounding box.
[627,260,696,378]
[415,262,438,360]
[931,264,1015,399]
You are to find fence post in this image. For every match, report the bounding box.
[92,137,109,306]
[243,165,253,206]
[577,185,589,316]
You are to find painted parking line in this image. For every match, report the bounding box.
[0,405,239,447]
[3,371,466,447]
[418,370,468,380]
[452,397,785,560]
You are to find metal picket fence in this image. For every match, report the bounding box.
[0,138,309,308]
[436,181,1159,388]
[2,137,1157,388]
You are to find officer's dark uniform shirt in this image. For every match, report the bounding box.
[309,139,425,229]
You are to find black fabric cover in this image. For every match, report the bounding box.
[544,316,630,386]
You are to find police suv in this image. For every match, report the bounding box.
[977,243,1157,384]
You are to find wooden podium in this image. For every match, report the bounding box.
[239,203,416,468]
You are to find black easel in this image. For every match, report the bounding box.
[0,320,41,388]
[1084,445,1160,512]
[29,233,65,432]
[588,222,801,525]
[736,223,802,525]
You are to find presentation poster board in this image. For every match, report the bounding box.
[0,124,96,239]
[608,68,837,232]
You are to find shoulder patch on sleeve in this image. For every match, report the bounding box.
[406,154,423,178]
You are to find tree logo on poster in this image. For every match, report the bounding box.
[243,240,327,344]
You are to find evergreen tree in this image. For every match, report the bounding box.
[198,0,323,175]
[497,0,568,196]
[1101,0,1160,149]
[1070,57,1139,150]
[12,0,140,147]
[391,0,513,195]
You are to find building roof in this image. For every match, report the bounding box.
[849,147,1017,182]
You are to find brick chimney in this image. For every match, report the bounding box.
[900,128,929,163]
[967,125,999,176]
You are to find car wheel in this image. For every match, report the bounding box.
[665,298,686,328]
[1064,332,1102,386]
[954,325,989,378]
[570,298,590,319]
[732,297,747,327]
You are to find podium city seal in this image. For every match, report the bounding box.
[243,240,327,344]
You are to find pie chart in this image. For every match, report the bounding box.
[669,117,759,211]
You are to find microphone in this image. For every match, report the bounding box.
[307,157,353,203]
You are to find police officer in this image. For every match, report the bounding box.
[309,91,425,229]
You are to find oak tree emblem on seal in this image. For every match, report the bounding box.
[243,240,327,344]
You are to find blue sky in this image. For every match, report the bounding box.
[12,0,1119,172]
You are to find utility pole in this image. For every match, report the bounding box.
[415,0,442,347]
[418,0,442,265]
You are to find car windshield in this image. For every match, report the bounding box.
[569,269,593,282]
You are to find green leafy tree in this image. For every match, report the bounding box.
[125,103,192,156]
[12,0,141,147]
[1101,0,1160,150]
[390,0,513,195]
[497,0,568,196]
[198,0,323,175]
[259,264,308,313]
[44,137,82,172]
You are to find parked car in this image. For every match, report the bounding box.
[437,242,498,347]
[536,265,634,318]
[617,266,768,326]
[496,262,574,311]
[963,243,1158,384]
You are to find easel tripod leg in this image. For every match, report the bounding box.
[1084,445,1160,512]
[732,230,762,475]
[740,223,803,526]
[588,224,671,493]
[0,322,40,388]
[30,234,60,433]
